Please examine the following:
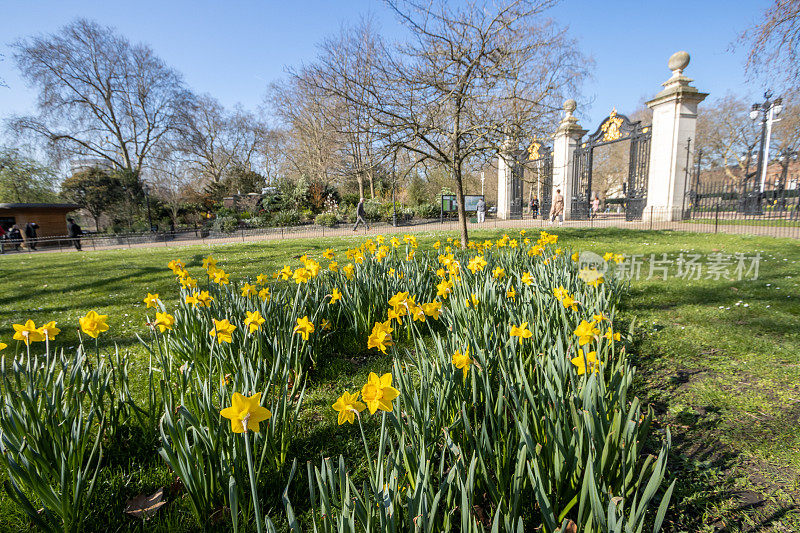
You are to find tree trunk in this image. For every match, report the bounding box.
[453,160,469,249]
[356,172,365,199]
[368,168,375,199]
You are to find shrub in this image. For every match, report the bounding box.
[213,216,239,234]
[415,202,440,219]
[315,212,339,227]
[272,210,302,227]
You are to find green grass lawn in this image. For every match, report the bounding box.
[0,227,798,532]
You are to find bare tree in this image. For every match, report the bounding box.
[739,0,800,92]
[10,19,190,174]
[772,89,800,153]
[266,75,343,187]
[259,128,287,186]
[177,96,267,185]
[309,17,394,199]
[695,94,761,187]
[308,0,586,247]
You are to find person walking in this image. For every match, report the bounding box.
[25,222,39,250]
[353,197,369,231]
[67,218,83,251]
[531,196,540,219]
[591,196,600,219]
[0,225,6,254]
[550,189,564,224]
[476,197,486,223]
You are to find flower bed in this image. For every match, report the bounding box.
[0,231,673,532]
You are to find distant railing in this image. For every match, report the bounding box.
[0,205,798,255]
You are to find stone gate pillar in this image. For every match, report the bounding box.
[496,136,514,220]
[552,99,587,219]
[645,51,708,221]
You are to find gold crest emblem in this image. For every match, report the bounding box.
[601,109,624,142]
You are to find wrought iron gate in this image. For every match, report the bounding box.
[506,141,553,219]
[510,161,524,218]
[571,109,651,220]
[526,141,553,218]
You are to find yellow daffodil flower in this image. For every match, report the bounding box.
[436,279,453,299]
[180,276,198,289]
[604,328,621,341]
[361,372,400,414]
[196,291,214,307]
[521,272,533,285]
[154,312,175,333]
[202,256,217,270]
[506,287,516,300]
[367,321,394,353]
[258,288,271,301]
[452,348,471,380]
[244,310,265,334]
[212,269,230,285]
[466,293,479,307]
[492,267,506,279]
[328,261,339,272]
[342,263,355,280]
[13,320,44,345]
[241,283,257,297]
[574,320,600,346]
[332,391,366,425]
[79,311,109,339]
[38,321,60,341]
[510,322,533,341]
[294,316,314,340]
[571,349,601,375]
[143,293,160,308]
[220,392,272,433]
[329,288,342,304]
[423,301,442,320]
[210,318,236,344]
[305,259,321,277]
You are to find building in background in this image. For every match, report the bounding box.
[0,203,81,247]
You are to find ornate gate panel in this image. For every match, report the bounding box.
[509,161,524,218]
[571,146,592,219]
[573,109,651,220]
[526,141,553,218]
[625,126,651,220]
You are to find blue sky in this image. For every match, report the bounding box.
[0,0,771,133]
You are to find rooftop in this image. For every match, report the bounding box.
[0,203,81,210]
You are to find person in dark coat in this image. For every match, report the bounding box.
[67,218,83,251]
[0,225,6,254]
[25,222,39,250]
[531,197,540,219]
[8,225,23,251]
[353,197,369,231]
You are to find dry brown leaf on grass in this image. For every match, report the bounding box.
[124,487,166,520]
[558,519,578,533]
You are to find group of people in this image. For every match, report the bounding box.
[0,218,83,253]
[0,222,37,253]
[474,190,567,224]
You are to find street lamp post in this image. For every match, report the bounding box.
[142,183,154,232]
[747,91,783,214]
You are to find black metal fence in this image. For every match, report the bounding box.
[1,200,798,256]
